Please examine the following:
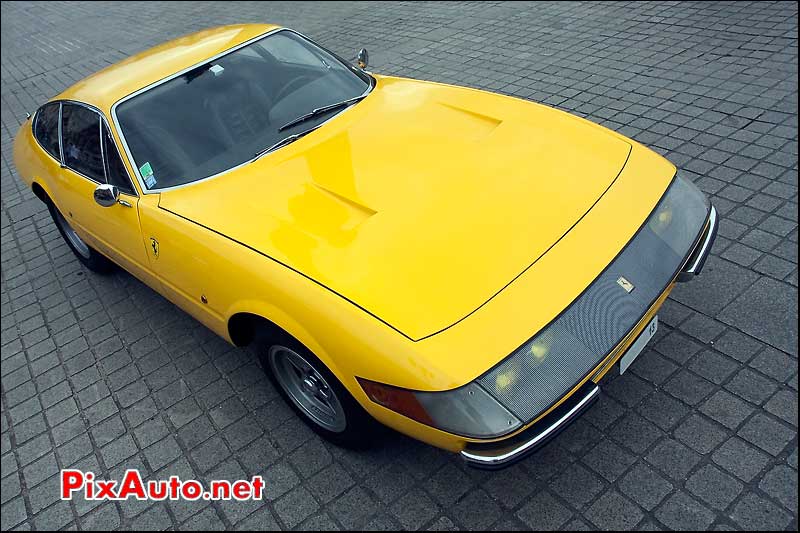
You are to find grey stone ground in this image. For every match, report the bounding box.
[1,1,797,530]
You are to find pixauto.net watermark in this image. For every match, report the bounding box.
[61,469,265,501]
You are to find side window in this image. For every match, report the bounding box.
[61,103,104,181]
[102,123,136,195]
[33,102,61,161]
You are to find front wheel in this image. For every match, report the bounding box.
[48,201,113,273]
[259,332,379,448]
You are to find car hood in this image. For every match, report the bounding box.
[159,76,631,340]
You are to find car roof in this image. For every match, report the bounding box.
[54,23,280,114]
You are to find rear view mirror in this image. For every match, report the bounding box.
[94,183,119,208]
[356,48,369,70]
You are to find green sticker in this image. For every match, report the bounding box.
[139,162,153,177]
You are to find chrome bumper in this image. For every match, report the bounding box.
[678,205,718,282]
[460,383,600,469]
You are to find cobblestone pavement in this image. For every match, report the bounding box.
[1,1,797,530]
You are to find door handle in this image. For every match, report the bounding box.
[118,199,132,208]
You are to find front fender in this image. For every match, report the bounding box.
[225,299,341,380]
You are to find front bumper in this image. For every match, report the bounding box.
[461,382,600,469]
[677,205,718,281]
[461,203,717,469]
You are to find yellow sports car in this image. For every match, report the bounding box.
[13,24,717,468]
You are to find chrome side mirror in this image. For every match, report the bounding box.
[94,183,119,208]
[356,48,369,70]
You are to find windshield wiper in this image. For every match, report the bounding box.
[278,94,368,132]
[252,125,321,162]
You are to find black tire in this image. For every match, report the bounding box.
[47,200,114,273]
[256,330,380,448]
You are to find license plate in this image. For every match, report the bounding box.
[620,315,658,374]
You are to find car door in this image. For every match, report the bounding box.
[56,102,155,285]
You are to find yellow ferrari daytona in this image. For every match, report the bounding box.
[13,24,717,468]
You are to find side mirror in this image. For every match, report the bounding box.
[94,183,119,208]
[356,48,369,70]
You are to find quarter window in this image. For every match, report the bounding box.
[61,103,104,181]
[33,102,61,161]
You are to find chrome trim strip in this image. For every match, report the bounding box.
[98,113,107,183]
[57,102,64,164]
[683,205,717,274]
[460,385,600,467]
[109,27,373,194]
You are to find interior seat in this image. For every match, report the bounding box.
[201,77,274,148]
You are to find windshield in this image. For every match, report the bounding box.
[115,29,371,190]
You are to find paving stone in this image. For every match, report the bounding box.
[759,464,798,514]
[486,469,539,511]
[262,461,301,502]
[234,506,280,530]
[516,491,573,531]
[1,2,797,531]
[712,329,763,363]
[725,367,779,405]
[128,503,171,530]
[143,436,182,471]
[585,489,644,531]
[749,347,798,384]
[0,473,21,505]
[82,503,121,531]
[664,369,715,406]
[738,413,795,456]
[423,463,473,507]
[551,463,605,509]
[330,486,378,530]
[700,389,757,431]
[655,491,715,531]
[307,463,355,505]
[685,464,743,511]
[583,438,637,482]
[730,491,793,531]
[645,438,702,481]
[763,375,796,417]
[712,437,771,482]
[450,488,503,531]
[33,499,73,530]
[618,462,673,512]
[719,278,798,356]
[0,497,28,530]
[675,414,729,454]
[670,257,759,317]
[688,350,739,385]
[609,412,664,455]
[298,512,343,531]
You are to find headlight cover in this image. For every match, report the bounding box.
[359,378,522,438]
[478,173,710,425]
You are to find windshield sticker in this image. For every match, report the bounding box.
[139,162,157,188]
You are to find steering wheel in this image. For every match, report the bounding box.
[274,75,314,104]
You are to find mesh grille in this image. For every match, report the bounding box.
[479,205,701,424]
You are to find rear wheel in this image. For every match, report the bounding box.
[258,331,378,448]
[48,201,113,273]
